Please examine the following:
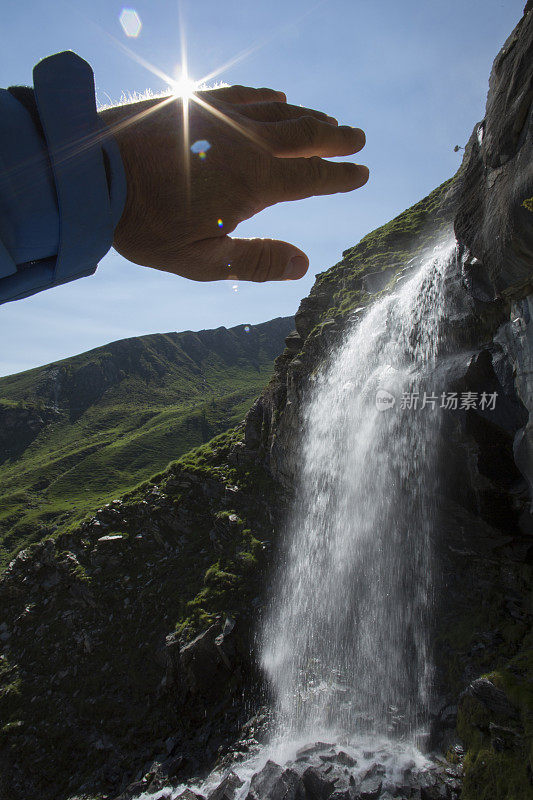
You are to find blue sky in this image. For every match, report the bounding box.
[0,0,524,376]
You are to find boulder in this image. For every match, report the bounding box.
[207,771,244,800]
[358,775,382,800]
[178,791,205,800]
[467,677,518,720]
[301,765,337,800]
[176,617,247,702]
[246,760,283,800]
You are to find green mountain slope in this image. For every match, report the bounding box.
[0,316,294,567]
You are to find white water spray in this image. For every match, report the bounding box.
[261,239,455,746]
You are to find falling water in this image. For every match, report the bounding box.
[141,241,457,800]
[261,239,456,746]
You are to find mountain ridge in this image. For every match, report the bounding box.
[0,315,294,567]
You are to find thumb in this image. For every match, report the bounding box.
[205,236,309,282]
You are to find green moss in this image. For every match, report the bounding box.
[0,668,22,720]
[0,720,24,738]
[458,687,533,799]
[461,748,533,800]
[306,177,456,327]
[522,197,533,213]
[454,613,533,798]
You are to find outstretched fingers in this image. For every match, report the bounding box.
[236,100,338,126]
[269,157,369,203]
[259,116,365,158]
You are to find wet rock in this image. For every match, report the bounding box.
[207,770,244,800]
[113,779,151,799]
[335,752,357,768]
[245,760,283,800]
[301,765,337,800]
[159,754,184,778]
[361,266,399,294]
[177,790,206,800]
[467,677,518,719]
[296,743,336,759]
[319,751,356,769]
[179,625,231,699]
[358,774,382,800]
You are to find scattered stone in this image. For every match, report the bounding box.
[301,765,337,800]
[177,790,205,800]
[358,774,382,800]
[246,760,283,800]
[319,751,356,768]
[96,534,125,544]
[207,770,244,800]
[296,743,335,759]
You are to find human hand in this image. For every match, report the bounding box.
[100,85,368,283]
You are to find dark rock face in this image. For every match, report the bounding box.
[175,617,247,703]
[454,2,533,298]
[0,401,58,463]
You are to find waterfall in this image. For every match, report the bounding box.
[143,240,459,800]
[261,239,456,746]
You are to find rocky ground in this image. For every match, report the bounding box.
[117,741,463,800]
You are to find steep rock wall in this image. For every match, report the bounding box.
[242,4,533,797]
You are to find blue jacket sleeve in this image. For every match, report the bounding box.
[0,51,126,304]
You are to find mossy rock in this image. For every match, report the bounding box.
[458,682,533,799]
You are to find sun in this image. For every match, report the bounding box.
[172,69,198,100]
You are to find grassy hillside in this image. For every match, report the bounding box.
[0,317,294,568]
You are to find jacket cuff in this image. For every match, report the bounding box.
[0,51,127,305]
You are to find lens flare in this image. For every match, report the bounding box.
[119,8,142,38]
[191,139,211,160]
[217,219,224,228]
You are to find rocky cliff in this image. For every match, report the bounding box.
[0,6,532,800]
[243,6,533,798]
